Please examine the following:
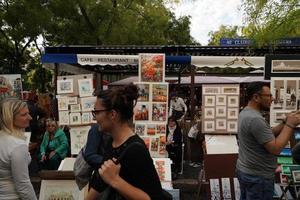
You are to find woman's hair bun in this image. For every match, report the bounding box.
[123,84,139,103]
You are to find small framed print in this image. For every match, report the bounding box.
[202,85,220,94]
[216,95,226,106]
[216,119,226,130]
[70,112,82,125]
[135,124,146,136]
[292,170,300,183]
[135,82,150,102]
[70,104,81,112]
[204,107,215,119]
[57,79,74,94]
[150,137,159,152]
[222,85,239,94]
[216,106,226,117]
[227,121,238,133]
[139,54,165,82]
[228,96,239,107]
[59,111,69,125]
[147,124,156,135]
[134,103,150,121]
[152,103,167,122]
[156,124,166,134]
[70,126,90,155]
[81,112,91,124]
[57,97,68,111]
[81,97,96,111]
[203,121,215,132]
[78,78,94,97]
[68,96,78,105]
[204,96,215,106]
[228,108,238,119]
[152,83,168,102]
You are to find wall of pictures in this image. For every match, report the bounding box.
[57,74,95,155]
[134,54,168,158]
[202,84,240,134]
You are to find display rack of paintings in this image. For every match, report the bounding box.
[202,84,240,134]
[270,77,300,127]
[56,74,95,155]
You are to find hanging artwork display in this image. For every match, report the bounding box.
[78,78,94,97]
[202,84,240,134]
[139,54,165,82]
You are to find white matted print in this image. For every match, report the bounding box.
[203,121,215,132]
[156,124,166,134]
[228,108,239,119]
[204,96,215,106]
[202,86,220,94]
[228,96,239,107]
[134,102,150,121]
[135,82,150,102]
[216,119,227,130]
[221,178,232,199]
[39,180,84,200]
[222,85,239,94]
[135,123,146,136]
[70,112,82,125]
[292,170,300,183]
[57,97,68,111]
[216,106,226,117]
[152,103,167,122]
[139,54,165,82]
[70,104,81,112]
[152,83,168,102]
[67,96,78,105]
[81,97,96,111]
[70,126,90,155]
[147,124,156,135]
[210,179,221,200]
[227,121,238,133]
[57,79,73,94]
[78,78,94,97]
[204,107,215,119]
[216,95,226,106]
[81,112,91,124]
[59,111,69,125]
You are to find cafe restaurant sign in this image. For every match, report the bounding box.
[77,54,139,66]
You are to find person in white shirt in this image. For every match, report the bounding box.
[169,93,187,120]
[0,98,37,200]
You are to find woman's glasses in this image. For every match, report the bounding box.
[91,109,110,117]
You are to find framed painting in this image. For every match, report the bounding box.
[142,137,150,149]
[134,102,150,121]
[135,123,146,136]
[147,124,156,135]
[216,106,226,118]
[152,103,167,122]
[39,180,85,200]
[228,96,239,107]
[134,82,150,102]
[57,97,68,111]
[204,95,215,106]
[81,112,91,124]
[139,54,165,82]
[216,95,226,106]
[227,108,239,119]
[227,121,238,133]
[70,104,81,112]
[69,112,82,125]
[152,83,168,102]
[286,80,297,110]
[271,79,284,109]
[202,85,220,94]
[292,170,300,183]
[67,96,78,105]
[159,135,166,156]
[57,79,74,94]
[59,111,70,125]
[81,97,96,112]
[203,120,215,133]
[222,85,239,94]
[216,119,227,130]
[156,124,166,135]
[78,78,94,97]
[204,107,215,119]
[150,137,159,152]
[70,126,90,155]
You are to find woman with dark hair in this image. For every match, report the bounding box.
[86,84,163,200]
[166,116,183,178]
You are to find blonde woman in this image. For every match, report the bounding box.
[38,119,69,170]
[0,98,37,200]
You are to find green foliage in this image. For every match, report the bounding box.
[242,0,300,46]
[208,25,241,45]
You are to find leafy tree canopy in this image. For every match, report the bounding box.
[208,25,241,45]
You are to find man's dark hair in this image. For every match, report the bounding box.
[246,82,270,101]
